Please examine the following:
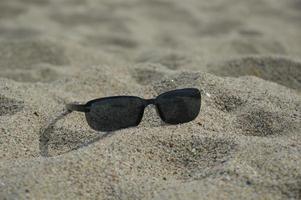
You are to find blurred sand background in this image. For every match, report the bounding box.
[0,0,300,199]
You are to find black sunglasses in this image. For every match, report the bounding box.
[66,88,201,132]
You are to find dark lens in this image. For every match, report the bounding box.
[85,97,145,131]
[156,88,201,124]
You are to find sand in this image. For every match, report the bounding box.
[0,0,301,199]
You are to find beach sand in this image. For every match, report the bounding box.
[0,0,300,199]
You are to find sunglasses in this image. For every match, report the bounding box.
[66,88,201,132]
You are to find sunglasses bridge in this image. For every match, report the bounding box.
[144,98,156,106]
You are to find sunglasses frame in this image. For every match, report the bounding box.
[66,88,201,131]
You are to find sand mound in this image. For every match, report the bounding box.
[136,50,192,70]
[1,69,300,199]
[0,40,69,69]
[0,39,123,83]
[0,40,69,82]
[208,56,301,90]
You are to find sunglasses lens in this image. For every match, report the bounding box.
[156,88,201,124]
[85,97,145,131]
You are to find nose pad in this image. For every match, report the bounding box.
[139,104,163,127]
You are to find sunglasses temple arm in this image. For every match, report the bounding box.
[66,103,90,112]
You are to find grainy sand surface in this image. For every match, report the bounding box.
[0,0,301,199]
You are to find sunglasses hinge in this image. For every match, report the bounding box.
[66,103,90,113]
[145,98,156,105]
